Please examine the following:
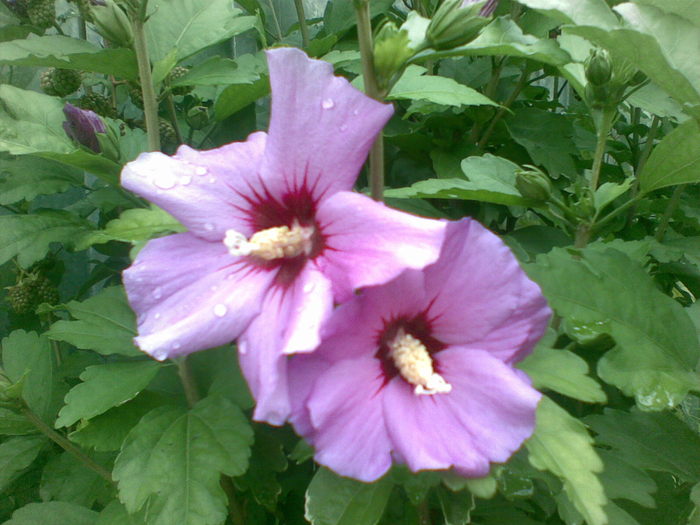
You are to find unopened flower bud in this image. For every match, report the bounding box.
[185,105,209,130]
[585,48,612,87]
[373,21,414,91]
[63,103,107,153]
[427,0,492,50]
[515,166,551,202]
[91,0,133,47]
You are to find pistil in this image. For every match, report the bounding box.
[224,222,314,260]
[389,329,451,395]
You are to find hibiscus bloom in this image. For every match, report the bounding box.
[288,219,550,482]
[121,48,446,423]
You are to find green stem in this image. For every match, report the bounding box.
[355,0,385,201]
[655,185,685,242]
[417,499,431,525]
[221,475,245,525]
[23,406,114,484]
[574,223,591,249]
[176,357,200,408]
[293,0,310,49]
[589,110,615,192]
[476,70,529,151]
[591,194,642,234]
[636,115,661,175]
[267,0,283,41]
[131,5,161,152]
[78,16,87,40]
[166,93,184,145]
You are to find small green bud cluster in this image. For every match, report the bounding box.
[515,165,552,203]
[40,67,82,97]
[128,81,144,108]
[427,0,492,51]
[77,92,118,118]
[159,118,177,146]
[5,273,59,315]
[26,0,55,29]
[167,66,193,96]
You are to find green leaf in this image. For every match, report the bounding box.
[96,500,145,525]
[527,247,700,410]
[519,345,607,403]
[386,154,534,206]
[2,330,55,420]
[304,468,393,525]
[517,0,618,29]
[0,35,138,79]
[113,395,253,525]
[633,0,700,26]
[3,502,98,525]
[586,408,700,483]
[0,210,92,268]
[437,487,474,525]
[597,450,657,508]
[46,287,141,357]
[323,0,394,35]
[39,452,109,507]
[0,408,36,436]
[594,179,633,212]
[69,392,166,452]
[388,66,498,108]
[639,119,700,194]
[0,436,46,492]
[77,206,185,249]
[55,361,161,428]
[145,0,256,62]
[0,156,83,205]
[172,53,266,87]
[526,397,607,525]
[214,77,269,121]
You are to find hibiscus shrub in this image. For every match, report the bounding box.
[0,1,699,525]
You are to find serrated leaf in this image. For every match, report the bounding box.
[3,501,98,525]
[586,409,700,483]
[39,452,109,507]
[594,179,633,212]
[634,0,700,26]
[113,395,253,525]
[597,450,657,508]
[145,0,256,62]
[388,66,498,108]
[0,156,82,205]
[527,247,700,410]
[172,53,266,87]
[0,435,46,492]
[304,468,393,525]
[526,397,607,525]
[2,330,55,420]
[78,206,185,250]
[56,361,161,428]
[517,0,618,28]
[639,119,700,194]
[519,346,607,403]
[96,500,145,525]
[46,287,141,357]
[0,210,92,268]
[0,35,138,79]
[0,408,36,436]
[214,76,270,121]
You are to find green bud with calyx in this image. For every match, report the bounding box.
[91,0,133,47]
[186,105,209,130]
[515,166,551,202]
[426,0,492,51]
[584,48,612,87]
[373,20,415,92]
[95,121,121,162]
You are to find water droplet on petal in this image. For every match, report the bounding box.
[153,287,162,300]
[179,175,192,185]
[153,173,177,190]
[352,108,360,116]
[321,98,335,109]
[154,313,162,320]
[214,303,227,317]
[208,176,217,183]
[195,167,207,176]
[303,282,315,293]
[203,222,215,232]
[173,341,181,350]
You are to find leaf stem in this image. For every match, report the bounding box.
[165,93,184,145]
[589,110,615,192]
[476,69,529,151]
[293,0,310,49]
[267,0,283,41]
[655,185,685,242]
[355,0,385,201]
[221,475,245,525]
[636,115,661,175]
[176,357,200,408]
[131,3,161,152]
[22,405,114,484]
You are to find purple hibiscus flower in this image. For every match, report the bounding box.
[63,103,106,153]
[288,219,551,482]
[121,48,446,423]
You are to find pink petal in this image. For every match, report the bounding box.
[382,348,541,475]
[261,48,393,200]
[121,132,267,241]
[123,233,275,360]
[424,219,551,363]
[238,262,334,424]
[288,354,332,438]
[316,191,446,301]
[306,356,393,482]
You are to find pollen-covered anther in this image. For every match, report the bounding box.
[389,329,452,395]
[224,222,314,260]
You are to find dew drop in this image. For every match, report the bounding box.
[303,282,315,293]
[173,342,181,350]
[352,108,360,116]
[203,222,215,232]
[153,287,162,300]
[195,167,207,176]
[153,174,177,190]
[154,313,162,320]
[179,175,192,185]
[208,176,217,183]
[214,303,228,317]
[321,98,335,109]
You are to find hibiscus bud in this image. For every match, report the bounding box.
[185,105,209,130]
[427,0,492,50]
[515,166,551,203]
[373,21,414,91]
[585,48,612,87]
[62,102,106,153]
[91,0,133,47]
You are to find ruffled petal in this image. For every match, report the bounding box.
[121,132,267,241]
[261,48,393,200]
[288,354,332,439]
[306,356,393,482]
[316,191,446,301]
[382,348,540,475]
[238,262,334,424]
[123,233,275,360]
[424,219,551,363]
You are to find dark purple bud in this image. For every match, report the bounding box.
[461,0,499,17]
[91,0,106,5]
[62,103,107,153]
